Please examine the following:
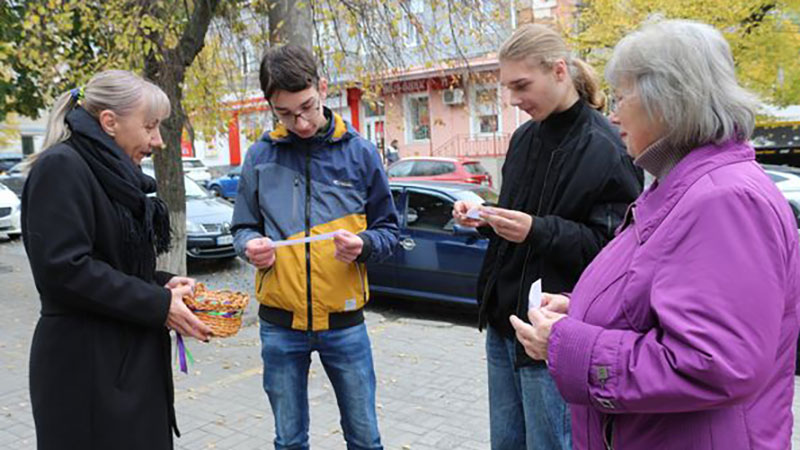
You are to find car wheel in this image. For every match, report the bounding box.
[209,186,223,197]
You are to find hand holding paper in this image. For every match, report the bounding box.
[452,200,486,228]
[483,207,533,243]
[246,237,276,269]
[509,279,567,361]
[333,230,364,263]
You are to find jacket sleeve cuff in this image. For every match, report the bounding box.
[156,287,172,327]
[528,214,555,250]
[355,232,374,263]
[233,229,264,262]
[548,316,603,405]
[477,225,495,239]
[154,270,175,287]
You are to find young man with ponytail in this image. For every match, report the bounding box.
[453,24,642,449]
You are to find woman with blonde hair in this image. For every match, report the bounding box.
[22,70,211,450]
[511,20,799,449]
[453,24,641,450]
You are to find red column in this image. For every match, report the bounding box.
[180,129,193,157]
[347,87,362,132]
[228,112,241,166]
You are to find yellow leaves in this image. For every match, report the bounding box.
[0,114,20,148]
[576,0,800,105]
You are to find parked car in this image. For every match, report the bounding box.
[206,165,242,201]
[367,181,497,305]
[141,157,213,185]
[181,157,213,185]
[387,157,493,187]
[143,169,236,260]
[761,164,800,375]
[0,153,23,174]
[0,182,21,238]
[763,164,800,226]
[0,163,26,197]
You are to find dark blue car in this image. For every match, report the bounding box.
[367,181,497,306]
[206,165,241,201]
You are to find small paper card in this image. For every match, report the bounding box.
[271,231,340,248]
[466,207,495,220]
[528,279,542,311]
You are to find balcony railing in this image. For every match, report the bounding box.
[433,133,510,158]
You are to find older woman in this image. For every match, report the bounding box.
[510,20,799,449]
[22,70,212,450]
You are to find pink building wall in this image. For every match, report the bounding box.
[383,70,531,159]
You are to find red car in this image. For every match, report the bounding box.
[387,157,493,187]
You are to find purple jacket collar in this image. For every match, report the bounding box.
[632,140,756,244]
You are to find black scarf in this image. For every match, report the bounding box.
[65,107,171,279]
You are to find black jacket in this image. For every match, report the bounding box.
[22,144,177,450]
[477,103,642,366]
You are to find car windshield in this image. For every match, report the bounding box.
[183,160,205,169]
[184,176,209,198]
[463,162,488,175]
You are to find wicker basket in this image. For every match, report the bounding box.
[183,283,250,337]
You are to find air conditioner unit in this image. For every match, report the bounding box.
[442,88,465,106]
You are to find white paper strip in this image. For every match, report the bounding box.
[466,207,482,220]
[528,279,542,311]
[466,207,495,220]
[271,231,340,248]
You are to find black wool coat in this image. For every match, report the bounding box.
[22,143,178,450]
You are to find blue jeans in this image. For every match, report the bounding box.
[486,325,572,450]
[259,319,383,450]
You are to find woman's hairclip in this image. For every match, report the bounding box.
[70,86,85,103]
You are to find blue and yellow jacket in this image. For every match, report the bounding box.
[232,110,399,331]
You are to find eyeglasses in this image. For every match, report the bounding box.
[272,97,321,125]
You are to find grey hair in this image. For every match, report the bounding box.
[606,20,759,150]
[28,70,170,169]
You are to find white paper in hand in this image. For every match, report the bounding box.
[528,279,542,311]
[466,206,494,220]
[466,207,482,220]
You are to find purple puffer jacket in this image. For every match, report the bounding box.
[548,140,799,449]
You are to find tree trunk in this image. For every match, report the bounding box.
[268,0,313,49]
[150,62,189,275]
[144,0,221,275]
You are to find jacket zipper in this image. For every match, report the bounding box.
[516,150,558,314]
[355,262,367,301]
[602,415,615,450]
[305,148,313,331]
[292,176,301,224]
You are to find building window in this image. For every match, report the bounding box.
[240,40,259,76]
[364,100,385,117]
[468,0,493,30]
[405,93,430,142]
[471,84,500,135]
[402,0,423,47]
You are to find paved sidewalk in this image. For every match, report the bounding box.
[0,238,489,449]
[2,236,799,449]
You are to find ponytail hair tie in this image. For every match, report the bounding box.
[70,86,85,103]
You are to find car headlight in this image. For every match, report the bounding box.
[185,220,204,234]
